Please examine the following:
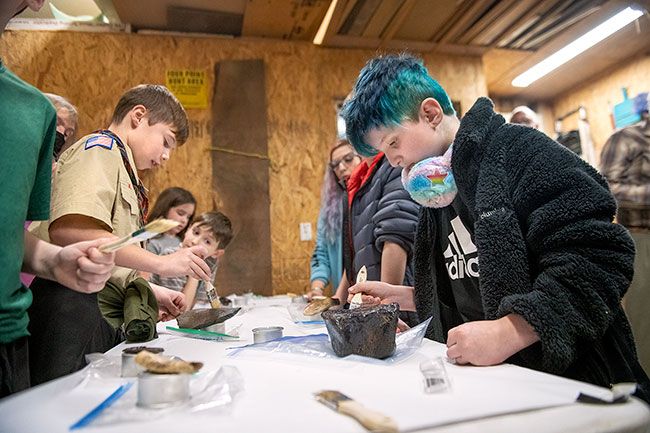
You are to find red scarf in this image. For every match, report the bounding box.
[347,152,385,208]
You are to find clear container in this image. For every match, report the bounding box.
[419,357,451,393]
[228,294,249,308]
[202,322,226,334]
[287,302,323,323]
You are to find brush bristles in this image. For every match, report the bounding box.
[315,390,350,408]
[144,218,180,234]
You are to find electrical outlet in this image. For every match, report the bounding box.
[299,222,312,241]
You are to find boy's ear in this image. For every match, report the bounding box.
[210,249,225,260]
[419,98,444,128]
[129,105,148,128]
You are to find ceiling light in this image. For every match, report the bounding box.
[512,6,644,87]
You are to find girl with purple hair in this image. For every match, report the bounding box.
[307,140,361,299]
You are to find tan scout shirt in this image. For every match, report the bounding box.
[35,132,143,286]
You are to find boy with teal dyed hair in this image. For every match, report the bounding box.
[342,53,649,402]
[343,54,456,158]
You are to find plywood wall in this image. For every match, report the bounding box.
[0,30,486,295]
[552,54,650,165]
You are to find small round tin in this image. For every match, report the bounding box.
[252,326,283,343]
[291,295,308,304]
[137,372,190,408]
[121,346,164,378]
[202,322,225,334]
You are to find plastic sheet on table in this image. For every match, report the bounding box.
[227,317,431,365]
[72,356,244,428]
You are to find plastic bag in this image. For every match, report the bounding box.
[72,355,244,428]
[227,317,431,365]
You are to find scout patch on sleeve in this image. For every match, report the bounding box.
[84,135,114,150]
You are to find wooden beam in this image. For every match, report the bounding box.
[317,0,355,46]
[509,0,576,49]
[428,0,471,43]
[327,33,380,48]
[339,0,383,36]
[379,0,417,48]
[242,0,332,40]
[472,0,539,46]
[520,4,601,50]
[457,0,518,45]
[325,34,487,55]
[493,0,558,47]
[362,0,402,38]
[435,0,493,44]
[428,42,489,56]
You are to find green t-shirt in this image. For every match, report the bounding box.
[0,60,56,344]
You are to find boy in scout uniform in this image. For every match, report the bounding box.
[28,84,212,385]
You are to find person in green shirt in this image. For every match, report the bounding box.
[0,0,116,397]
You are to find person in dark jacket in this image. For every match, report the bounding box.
[341,53,650,402]
[333,152,420,326]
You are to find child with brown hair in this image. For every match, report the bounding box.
[146,187,197,253]
[150,211,233,309]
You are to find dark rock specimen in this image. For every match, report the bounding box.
[322,303,399,359]
[176,307,240,329]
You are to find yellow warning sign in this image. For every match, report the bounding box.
[165,70,208,109]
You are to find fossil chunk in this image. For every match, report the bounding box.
[322,303,399,359]
[135,350,203,374]
[176,307,240,329]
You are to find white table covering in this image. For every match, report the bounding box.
[0,296,648,433]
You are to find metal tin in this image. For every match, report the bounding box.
[202,322,225,334]
[252,326,283,343]
[121,347,164,378]
[137,372,190,408]
[291,295,308,304]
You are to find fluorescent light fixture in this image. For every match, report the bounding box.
[313,0,338,45]
[512,6,643,87]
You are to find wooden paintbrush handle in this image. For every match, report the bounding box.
[338,400,398,433]
[99,236,136,253]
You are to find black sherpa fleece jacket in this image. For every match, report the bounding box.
[414,97,649,402]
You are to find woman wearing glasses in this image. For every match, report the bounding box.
[307,140,361,299]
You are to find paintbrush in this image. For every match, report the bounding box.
[205,280,222,309]
[349,265,367,309]
[99,219,180,253]
[314,390,398,433]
